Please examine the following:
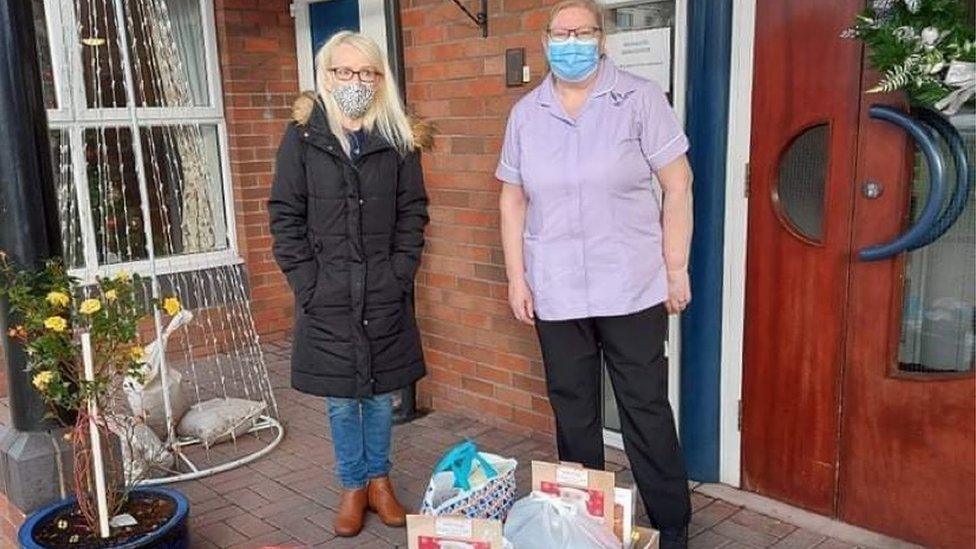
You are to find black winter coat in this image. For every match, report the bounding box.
[268,93,430,398]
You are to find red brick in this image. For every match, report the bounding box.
[461,377,495,397]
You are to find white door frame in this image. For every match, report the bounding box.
[292,0,391,92]
[718,0,757,487]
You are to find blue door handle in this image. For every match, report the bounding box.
[858,105,948,262]
[911,108,971,250]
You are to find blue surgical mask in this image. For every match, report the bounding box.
[546,38,600,82]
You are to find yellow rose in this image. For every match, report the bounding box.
[32,371,55,392]
[43,316,67,332]
[114,269,131,282]
[46,291,70,308]
[79,298,102,315]
[129,346,146,362]
[104,289,118,302]
[162,297,181,316]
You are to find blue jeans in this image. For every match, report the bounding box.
[326,393,394,489]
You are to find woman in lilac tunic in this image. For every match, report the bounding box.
[497,0,693,546]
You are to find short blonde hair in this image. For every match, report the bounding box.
[314,31,414,155]
[546,0,606,32]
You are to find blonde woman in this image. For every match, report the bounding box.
[497,0,693,546]
[269,31,431,537]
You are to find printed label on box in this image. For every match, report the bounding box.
[556,465,589,488]
[435,517,474,538]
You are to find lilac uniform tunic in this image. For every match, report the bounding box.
[495,59,689,321]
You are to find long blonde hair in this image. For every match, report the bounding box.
[314,31,414,155]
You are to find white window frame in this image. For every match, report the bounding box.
[291,0,390,92]
[41,0,241,285]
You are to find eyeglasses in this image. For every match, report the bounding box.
[328,67,381,83]
[546,26,602,42]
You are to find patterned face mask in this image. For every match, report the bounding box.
[331,82,375,119]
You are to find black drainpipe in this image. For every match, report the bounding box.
[384,0,423,424]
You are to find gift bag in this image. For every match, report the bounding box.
[504,492,621,549]
[420,440,518,520]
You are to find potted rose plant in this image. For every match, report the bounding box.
[0,254,190,548]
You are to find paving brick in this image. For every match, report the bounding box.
[225,512,278,538]
[728,509,797,540]
[252,494,320,519]
[691,500,741,531]
[711,516,781,547]
[222,487,271,512]
[193,504,247,528]
[249,478,296,501]
[690,529,734,549]
[814,540,861,549]
[773,529,829,549]
[311,530,392,548]
[691,491,716,512]
[199,521,249,548]
[226,529,298,549]
[272,516,334,545]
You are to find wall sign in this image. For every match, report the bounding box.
[605,27,672,92]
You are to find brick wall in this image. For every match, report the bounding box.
[401,0,557,435]
[213,0,301,340]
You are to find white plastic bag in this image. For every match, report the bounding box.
[108,416,174,483]
[177,397,266,447]
[124,310,193,438]
[504,492,621,549]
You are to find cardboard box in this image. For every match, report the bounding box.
[406,515,505,549]
[633,525,661,549]
[530,461,616,530]
[614,486,636,545]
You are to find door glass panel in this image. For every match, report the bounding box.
[603,0,675,94]
[310,0,361,54]
[776,124,828,242]
[603,364,621,431]
[899,108,975,373]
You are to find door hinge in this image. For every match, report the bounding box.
[737,399,742,431]
[743,162,751,199]
[289,2,297,17]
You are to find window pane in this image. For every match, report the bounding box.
[51,130,85,267]
[899,110,975,373]
[776,124,829,242]
[33,0,58,109]
[84,125,228,265]
[139,125,228,255]
[126,0,210,107]
[84,127,144,263]
[78,0,128,108]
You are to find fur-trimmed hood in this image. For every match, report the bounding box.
[291,91,435,151]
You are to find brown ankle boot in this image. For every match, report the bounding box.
[367,476,406,527]
[334,487,368,537]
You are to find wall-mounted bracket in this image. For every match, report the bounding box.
[449,0,488,37]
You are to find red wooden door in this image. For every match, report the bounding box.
[742,1,975,547]
[742,0,864,516]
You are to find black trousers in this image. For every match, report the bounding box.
[535,303,691,530]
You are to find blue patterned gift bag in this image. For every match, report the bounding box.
[419,440,518,520]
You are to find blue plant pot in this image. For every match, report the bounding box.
[18,487,190,549]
